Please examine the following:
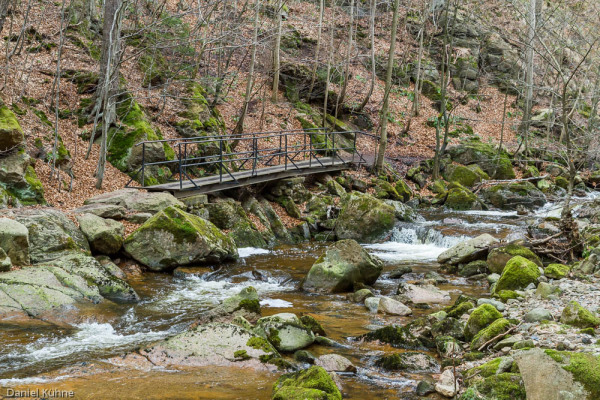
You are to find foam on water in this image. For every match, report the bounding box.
[260,298,293,308]
[238,247,270,258]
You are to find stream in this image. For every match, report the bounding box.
[0,198,588,399]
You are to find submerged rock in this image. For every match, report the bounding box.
[271,365,342,400]
[334,192,396,242]
[302,239,383,293]
[124,206,238,271]
[437,234,498,265]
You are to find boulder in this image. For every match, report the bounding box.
[0,248,9,271]
[0,106,24,151]
[206,199,267,248]
[5,208,90,263]
[334,192,396,243]
[0,150,29,185]
[444,164,488,187]
[0,218,29,265]
[199,286,262,324]
[464,304,503,340]
[73,203,127,219]
[302,239,383,293]
[77,213,124,255]
[544,263,570,279]
[494,256,541,293]
[315,354,356,373]
[560,301,600,328]
[360,317,436,350]
[446,138,515,179]
[437,234,498,265]
[376,352,440,373]
[435,369,459,397]
[124,206,238,271]
[487,244,542,274]
[431,317,465,341]
[445,185,479,210]
[364,296,380,313]
[143,323,281,371]
[396,282,451,304]
[515,349,594,400]
[255,313,315,352]
[272,366,342,400]
[84,189,184,215]
[379,296,412,316]
[471,318,511,349]
[523,308,553,323]
[482,182,546,210]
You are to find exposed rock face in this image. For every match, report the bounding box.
[73,203,127,219]
[0,106,24,151]
[437,234,498,265]
[0,218,29,265]
[2,208,90,263]
[302,239,383,293]
[77,213,125,255]
[334,192,396,243]
[272,365,342,400]
[84,189,184,215]
[0,253,138,327]
[124,206,238,271]
[142,323,280,371]
[482,182,546,210]
[254,313,315,352]
[487,244,542,274]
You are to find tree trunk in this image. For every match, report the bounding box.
[521,0,540,157]
[358,0,375,111]
[335,0,354,118]
[0,0,12,34]
[307,0,324,102]
[271,0,282,102]
[374,0,401,173]
[233,0,260,135]
[92,0,124,188]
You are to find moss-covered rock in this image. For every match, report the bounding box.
[394,178,413,202]
[482,182,546,210]
[0,106,24,151]
[494,290,520,303]
[471,318,511,350]
[465,304,503,341]
[447,138,515,179]
[76,213,124,255]
[494,256,541,293]
[560,301,600,328]
[124,206,237,271]
[334,192,396,243]
[360,317,436,350]
[255,313,315,352]
[375,351,440,373]
[444,164,488,187]
[206,199,267,248]
[302,239,383,293]
[543,350,600,399]
[460,373,526,400]
[445,185,479,210]
[544,263,570,279]
[272,366,342,400]
[487,244,542,274]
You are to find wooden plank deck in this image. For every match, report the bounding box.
[145,157,353,198]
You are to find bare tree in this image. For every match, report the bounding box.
[272,0,283,102]
[358,0,375,111]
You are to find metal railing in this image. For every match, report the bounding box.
[125,128,377,190]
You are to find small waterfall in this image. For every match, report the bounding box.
[388,225,468,248]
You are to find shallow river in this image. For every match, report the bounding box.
[0,200,576,399]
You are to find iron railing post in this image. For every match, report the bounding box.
[141,142,146,187]
[219,139,223,183]
[284,134,288,170]
[332,131,335,165]
[178,143,183,189]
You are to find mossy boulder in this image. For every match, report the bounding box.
[255,313,315,352]
[482,182,546,210]
[375,352,440,373]
[493,256,541,293]
[444,164,488,187]
[124,206,238,271]
[544,263,570,279]
[495,290,520,303]
[487,244,542,274]
[76,213,124,255]
[334,192,396,243]
[302,239,383,293]
[445,185,479,210]
[394,178,413,202]
[446,138,515,179]
[272,366,342,400]
[540,350,600,399]
[471,318,511,350]
[0,152,45,206]
[465,304,503,341]
[560,301,600,328]
[206,199,267,248]
[360,317,436,350]
[0,106,24,151]
[460,373,525,400]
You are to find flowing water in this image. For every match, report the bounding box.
[0,196,591,399]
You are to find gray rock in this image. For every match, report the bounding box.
[437,234,498,265]
[350,288,373,303]
[536,282,561,298]
[315,354,356,373]
[255,313,315,352]
[0,248,11,271]
[477,298,506,311]
[77,214,124,255]
[388,265,412,279]
[396,282,451,304]
[124,213,153,223]
[379,296,412,316]
[73,204,127,219]
[302,239,383,293]
[523,308,553,323]
[365,297,380,313]
[84,189,185,215]
[416,380,436,396]
[0,218,29,265]
[334,192,396,243]
[377,351,440,373]
[435,369,459,397]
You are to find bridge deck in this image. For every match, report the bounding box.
[145,157,351,197]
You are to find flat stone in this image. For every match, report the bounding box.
[379,296,411,316]
[523,308,553,323]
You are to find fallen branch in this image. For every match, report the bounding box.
[477,324,520,352]
[473,175,549,193]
